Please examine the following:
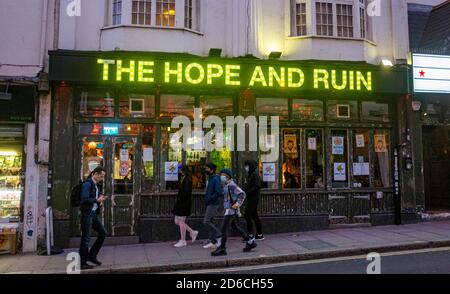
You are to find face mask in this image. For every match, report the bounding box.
[244,166,249,172]
[220,176,228,183]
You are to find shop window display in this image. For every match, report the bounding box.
[256,98,289,121]
[292,99,324,121]
[331,130,349,188]
[374,130,391,188]
[305,129,325,189]
[79,90,114,117]
[160,95,195,119]
[200,96,234,118]
[161,126,182,190]
[0,148,22,221]
[282,129,301,189]
[352,130,370,188]
[119,94,155,118]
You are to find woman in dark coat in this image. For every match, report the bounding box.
[173,165,198,247]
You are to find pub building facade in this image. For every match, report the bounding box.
[48,50,409,246]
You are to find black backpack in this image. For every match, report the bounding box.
[70,180,84,207]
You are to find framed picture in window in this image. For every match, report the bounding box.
[337,104,350,118]
[130,98,145,114]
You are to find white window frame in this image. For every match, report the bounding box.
[314,1,334,37]
[108,0,201,31]
[112,0,123,25]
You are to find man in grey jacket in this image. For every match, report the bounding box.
[211,168,257,256]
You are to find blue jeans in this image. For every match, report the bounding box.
[79,211,106,264]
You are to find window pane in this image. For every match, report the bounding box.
[161,126,182,190]
[331,130,348,188]
[361,101,389,122]
[305,129,324,189]
[374,130,391,187]
[0,145,23,221]
[256,98,288,121]
[200,96,234,118]
[327,100,358,120]
[160,95,195,119]
[79,90,114,117]
[282,129,301,189]
[119,94,155,118]
[141,125,156,193]
[292,99,323,121]
[113,140,134,195]
[352,130,370,188]
[259,128,279,189]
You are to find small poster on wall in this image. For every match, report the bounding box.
[262,163,276,182]
[307,137,317,150]
[283,134,297,154]
[332,137,344,155]
[374,134,387,153]
[165,161,179,181]
[120,149,129,162]
[333,162,346,181]
[355,134,365,148]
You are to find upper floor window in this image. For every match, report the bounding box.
[132,0,152,25]
[113,0,122,25]
[315,2,333,36]
[112,0,200,30]
[359,0,367,39]
[336,4,353,37]
[291,1,307,36]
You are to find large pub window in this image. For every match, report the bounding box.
[373,129,391,188]
[330,129,349,188]
[305,129,325,189]
[351,130,370,188]
[79,90,115,118]
[282,129,302,189]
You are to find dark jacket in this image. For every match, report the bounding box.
[205,174,222,206]
[172,176,193,216]
[80,178,101,215]
[243,159,261,203]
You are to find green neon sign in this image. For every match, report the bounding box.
[97,59,373,91]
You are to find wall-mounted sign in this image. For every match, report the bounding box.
[413,53,450,94]
[103,124,119,135]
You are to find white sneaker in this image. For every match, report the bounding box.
[216,237,222,247]
[191,230,199,243]
[174,240,187,248]
[203,242,217,249]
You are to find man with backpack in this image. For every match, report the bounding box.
[77,166,108,270]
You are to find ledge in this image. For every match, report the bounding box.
[286,34,377,46]
[101,24,204,36]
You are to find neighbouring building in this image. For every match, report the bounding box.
[0,0,57,253]
[407,0,450,217]
[45,0,446,248]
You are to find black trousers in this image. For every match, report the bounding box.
[244,200,262,236]
[220,214,249,249]
[79,211,106,265]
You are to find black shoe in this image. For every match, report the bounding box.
[255,234,265,241]
[243,241,257,252]
[81,263,94,270]
[88,257,102,266]
[243,235,254,242]
[211,248,227,256]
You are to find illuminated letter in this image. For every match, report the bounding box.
[268,67,285,87]
[356,71,372,91]
[207,64,224,85]
[165,62,183,83]
[116,60,135,82]
[349,71,355,90]
[225,65,240,86]
[97,59,115,81]
[138,61,155,83]
[249,66,268,87]
[185,63,205,85]
[314,69,329,89]
[288,68,305,88]
[331,70,347,90]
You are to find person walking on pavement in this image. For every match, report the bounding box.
[202,163,222,249]
[211,169,257,256]
[79,166,108,270]
[243,159,264,240]
[173,165,199,247]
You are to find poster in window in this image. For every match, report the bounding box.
[374,134,387,153]
[262,163,276,182]
[355,134,365,148]
[143,147,153,162]
[307,137,317,150]
[119,162,129,177]
[332,136,344,155]
[283,134,297,154]
[333,162,346,181]
[120,149,129,162]
[165,161,179,181]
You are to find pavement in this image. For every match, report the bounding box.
[2,221,450,274]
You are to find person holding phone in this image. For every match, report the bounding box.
[79,166,108,270]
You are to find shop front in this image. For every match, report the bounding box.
[411,53,450,214]
[0,84,35,253]
[48,50,408,246]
